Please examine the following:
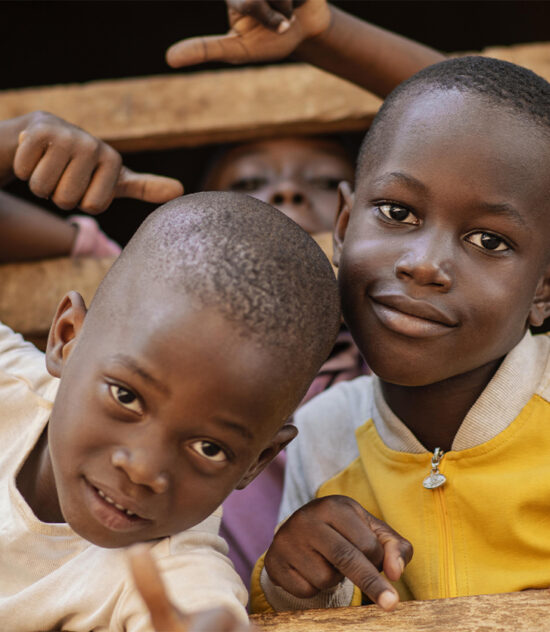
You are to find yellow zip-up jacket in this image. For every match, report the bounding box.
[251,332,550,612]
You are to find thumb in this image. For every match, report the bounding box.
[115,167,184,203]
[166,31,252,68]
[128,545,188,631]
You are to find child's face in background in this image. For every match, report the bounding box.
[204,137,354,234]
[335,90,550,387]
[44,299,296,548]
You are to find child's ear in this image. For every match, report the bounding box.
[45,291,88,378]
[235,423,298,490]
[528,266,550,328]
[333,181,354,268]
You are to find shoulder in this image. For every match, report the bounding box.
[293,374,374,442]
[0,320,56,401]
[281,376,374,519]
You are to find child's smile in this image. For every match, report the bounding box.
[367,291,458,339]
[335,89,550,389]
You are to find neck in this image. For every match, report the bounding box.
[380,358,504,452]
[16,424,64,523]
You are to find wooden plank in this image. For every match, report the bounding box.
[0,256,114,346]
[0,42,548,153]
[0,64,381,153]
[250,590,550,631]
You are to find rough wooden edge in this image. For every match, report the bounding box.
[0,256,114,338]
[0,41,546,152]
[250,590,550,631]
[0,64,381,152]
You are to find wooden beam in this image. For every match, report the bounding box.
[0,41,546,153]
[0,65,381,153]
[250,589,550,631]
[0,256,114,348]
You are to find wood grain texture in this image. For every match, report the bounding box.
[0,41,547,152]
[0,256,113,342]
[250,590,550,631]
[0,65,381,152]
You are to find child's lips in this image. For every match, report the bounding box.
[84,479,152,532]
[369,294,458,338]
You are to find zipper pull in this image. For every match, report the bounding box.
[423,447,446,489]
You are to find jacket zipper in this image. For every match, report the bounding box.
[423,447,456,598]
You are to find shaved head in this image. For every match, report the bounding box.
[88,192,341,391]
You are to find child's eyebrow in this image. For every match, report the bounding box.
[478,201,527,228]
[372,171,428,193]
[110,354,169,396]
[212,417,254,441]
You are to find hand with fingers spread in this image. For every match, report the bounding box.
[165,0,330,68]
[129,546,252,632]
[0,111,183,214]
[264,495,413,611]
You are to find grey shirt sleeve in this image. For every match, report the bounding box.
[262,377,373,612]
[279,376,373,521]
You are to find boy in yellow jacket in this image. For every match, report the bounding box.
[247,53,550,613]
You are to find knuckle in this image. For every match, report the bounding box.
[27,110,54,132]
[102,146,122,170]
[314,566,341,590]
[79,200,102,214]
[327,540,357,570]
[52,194,77,210]
[78,135,101,156]
[29,182,50,199]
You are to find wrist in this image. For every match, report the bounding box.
[294,3,336,58]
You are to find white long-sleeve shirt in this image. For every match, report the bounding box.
[0,321,247,631]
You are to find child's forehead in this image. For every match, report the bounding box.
[356,89,550,233]
[362,89,550,182]
[205,136,352,182]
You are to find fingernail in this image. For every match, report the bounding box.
[378,590,398,611]
[398,557,405,574]
[277,19,290,34]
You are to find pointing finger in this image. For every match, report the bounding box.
[128,545,187,632]
[166,33,247,68]
[319,529,399,610]
[115,167,184,204]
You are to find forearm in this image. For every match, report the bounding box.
[0,191,77,262]
[295,5,445,97]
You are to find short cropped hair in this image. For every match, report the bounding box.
[358,56,550,174]
[93,191,340,378]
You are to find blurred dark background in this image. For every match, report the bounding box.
[2,0,549,244]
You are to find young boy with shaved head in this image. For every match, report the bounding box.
[247,55,550,614]
[0,191,340,631]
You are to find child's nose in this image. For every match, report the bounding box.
[111,447,169,494]
[395,235,453,291]
[268,180,309,210]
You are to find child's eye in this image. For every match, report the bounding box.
[109,384,143,413]
[190,440,228,463]
[377,203,419,225]
[307,176,341,191]
[229,177,268,192]
[465,231,510,252]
